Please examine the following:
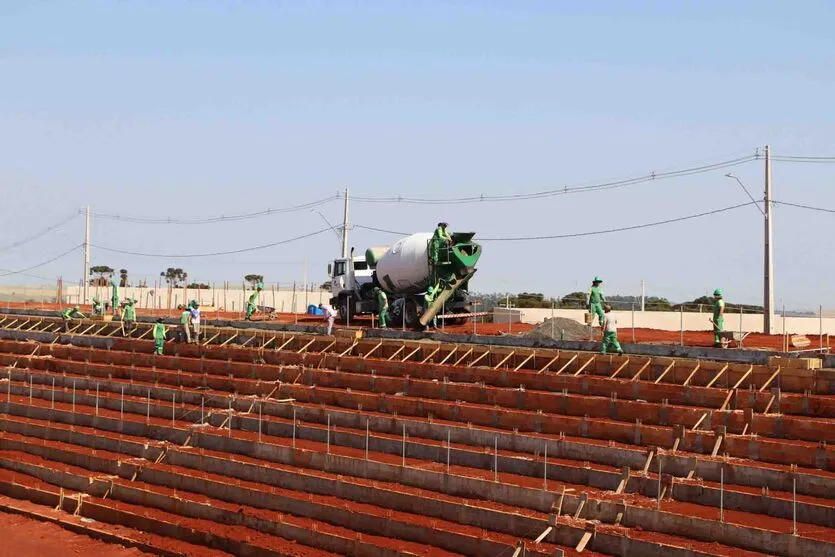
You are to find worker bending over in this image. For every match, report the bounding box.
[375,287,389,328]
[711,289,725,348]
[61,306,85,332]
[91,297,103,316]
[586,276,605,331]
[122,298,137,336]
[152,318,167,355]
[319,303,337,335]
[600,305,624,355]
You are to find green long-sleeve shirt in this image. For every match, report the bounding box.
[248,291,259,306]
[376,289,388,309]
[152,323,167,341]
[587,286,604,306]
[433,226,452,244]
[123,303,136,321]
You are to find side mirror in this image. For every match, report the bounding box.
[327,264,332,275]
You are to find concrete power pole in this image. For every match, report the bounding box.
[341,189,350,259]
[640,279,646,312]
[83,206,91,305]
[763,146,774,334]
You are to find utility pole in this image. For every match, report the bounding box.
[341,189,350,259]
[640,279,646,312]
[763,146,774,334]
[82,206,90,305]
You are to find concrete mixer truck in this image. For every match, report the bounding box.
[328,231,482,328]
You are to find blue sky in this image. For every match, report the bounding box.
[1,1,833,309]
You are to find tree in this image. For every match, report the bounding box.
[119,268,129,288]
[559,291,588,309]
[160,268,188,288]
[187,282,210,290]
[319,281,332,292]
[89,265,114,287]
[244,274,264,289]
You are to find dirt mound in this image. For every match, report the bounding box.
[525,317,590,341]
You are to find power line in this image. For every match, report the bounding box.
[354,201,759,241]
[0,244,83,278]
[772,200,835,214]
[0,213,79,253]
[88,195,339,225]
[90,227,332,258]
[351,154,760,205]
[772,155,835,164]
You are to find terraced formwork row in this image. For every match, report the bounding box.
[0,334,832,556]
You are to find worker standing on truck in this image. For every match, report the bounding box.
[423,284,438,329]
[110,274,120,317]
[600,305,624,355]
[319,303,337,335]
[430,222,453,266]
[375,287,389,328]
[189,300,201,343]
[61,305,85,332]
[152,318,167,355]
[123,298,137,336]
[711,289,725,348]
[587,276,606,330]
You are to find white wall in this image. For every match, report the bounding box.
[494,307,835,336]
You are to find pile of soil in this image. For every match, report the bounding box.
[525,317,590,341]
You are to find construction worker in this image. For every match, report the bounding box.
[587,276,606,329]
[600,304,624,355]
[245,289,259,321]
[189,300,201,343]
[430,222,453,266]
[122,298,137,336]
[61,305,85,332]
[178,305,192,343]
[319,303,337,335]
[152,318,167,355]
[375,287,389,328]
[91,297,103,316]
[423,284,438,329]
[110,274,120,317]
[711,288,725,348]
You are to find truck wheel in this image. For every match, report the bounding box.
[338,297,353,324]
[403,299,420,328]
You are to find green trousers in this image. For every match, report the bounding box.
[590,303,605,327]
[246,303,256,320]
[154,338,164,355]
[378,306,389,328]
[601,331,623,354]
[713,316,725,346]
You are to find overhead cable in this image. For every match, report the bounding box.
[0,213,79,253]
[88,195,339,225]
[0,244,83,277]
[772,200,835,214]
[90,227,332,258]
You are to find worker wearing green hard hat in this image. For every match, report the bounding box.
[586,276,606,332]
[430,222,453,268]
[423,284,438,329]
[61,305,84,332]
[91,296,103,316]
[711,289,725,348]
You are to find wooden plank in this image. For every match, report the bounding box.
[317,340,336,354]
[691,412,709,432]
[718,389,735,412]
[201,331,220,345]
[576,531,593,553]
[573,356,596,377]
[421,346,441,364]
[534,527,553,544]
[493,351,515,370]
[340,341,359,357]
[260,336,276,350]
[554,354,578,375]
[610,358,630,379]
[402,345,422,362]
[438,347,458,366]
[706,364,729,388]
[453,347,474,367]
[682,362,706,386]
[387,345,406,361]
[537,353,560,375]
[514,352,535,371]
[731,365,754,390]
[220,333,239,347]
[655,360,682,384]
[759,367,781,392]
[630,358,652,382]
[763,394,777,414]
[362,342,383,360]
[276,336,296,352]
[469,350,491,368]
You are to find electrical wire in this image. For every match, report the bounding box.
[88,195,339,225]
[351,155,759,205]
[772,200,835,214]
[90,227,332,258]
[0,244,83,278]
[0,213,79,253]
[353,201,759,241]
[772,155,835,164]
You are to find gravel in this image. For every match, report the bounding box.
[525,316,590,341]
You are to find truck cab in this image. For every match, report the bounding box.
[328,252,375,320]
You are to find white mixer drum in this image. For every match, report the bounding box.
[375,233,433,295]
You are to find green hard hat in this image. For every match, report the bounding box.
[74,305,80,310]
[714,288,723,296]
[593,276,602,283]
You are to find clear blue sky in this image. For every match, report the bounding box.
[1,1,833,309]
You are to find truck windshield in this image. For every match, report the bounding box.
[333,262,346,276]
[354,261,368,271]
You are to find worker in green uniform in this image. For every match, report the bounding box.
[178,305,192,343]
[711,288,725,348]
[110,275,120,317]
[430,222,453,266]
[600,304,624,355]
[122,298,137,336]
[375,287,389,328]
[245,290,259,321]
[586,276,606,329]
[91,297,103,316]
[61,305,85,332]
[423,284,438,329]
[152,318,167,355]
